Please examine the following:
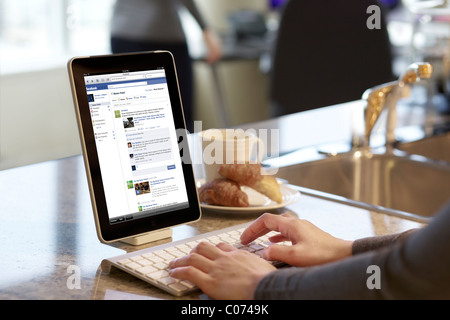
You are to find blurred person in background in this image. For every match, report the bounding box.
[110,0,222,132]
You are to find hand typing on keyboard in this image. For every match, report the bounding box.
[169,212,353,299]
[169,241,276,300]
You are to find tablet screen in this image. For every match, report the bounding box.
[69,51,200,243]
[84,68,189,224]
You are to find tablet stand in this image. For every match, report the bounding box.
[120,228,173,246]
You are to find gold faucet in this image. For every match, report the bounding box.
[362,62,433,147]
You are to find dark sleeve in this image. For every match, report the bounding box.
[255,202,450,299]
[179,0,208,30]
[352,228,418,255]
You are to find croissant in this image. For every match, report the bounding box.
[198,178,249,207]
[219,164,283,203]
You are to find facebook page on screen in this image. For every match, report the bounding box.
[84,69,189,224]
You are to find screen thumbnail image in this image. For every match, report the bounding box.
[134,181,150,195]
[123,117,134,128]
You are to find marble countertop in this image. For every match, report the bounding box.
[0,102,426,300]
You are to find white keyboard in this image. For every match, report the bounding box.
[101,222,286,296]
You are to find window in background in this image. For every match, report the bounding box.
[0,0,115,74]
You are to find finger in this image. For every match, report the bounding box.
[262,243,293,264]
[216,242,237,252]
[191,241,224,260]
[169,265,210,286]
[240,213,277,244]
[240,213,287,244]
[268,234,289,243]
[169,252,215,273]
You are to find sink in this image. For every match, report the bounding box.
[274,148,450,222]
[396,132,450,164]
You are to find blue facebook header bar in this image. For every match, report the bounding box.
[86,77,167,91]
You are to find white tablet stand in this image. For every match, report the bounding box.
[120,228,173,246]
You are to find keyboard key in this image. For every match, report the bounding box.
[129,255,144,262]
[146,270,169,281]
[175,245,191,254]
[158,276,176,286]
[124,262,142,271]
[147,256,164,264]
[233,243,245,249]
[169,282,189,293]
[136,265,158,275]
[153,262,169,270]
[169,250,185,258]
[250,243,265,251]
[185,241,199,248]
[180,280,196,289]
[117,258,131,265]
[242,246,256,253]
[137,259,153,267]
[155,252,175,261]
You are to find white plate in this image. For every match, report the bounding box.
[196,180,301,214]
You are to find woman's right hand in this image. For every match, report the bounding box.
[240,213,354,267]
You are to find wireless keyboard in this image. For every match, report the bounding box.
[101,222,287,296]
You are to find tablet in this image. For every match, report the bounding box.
[68,51,201,244]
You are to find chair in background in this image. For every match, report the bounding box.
[270,0,394,116]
